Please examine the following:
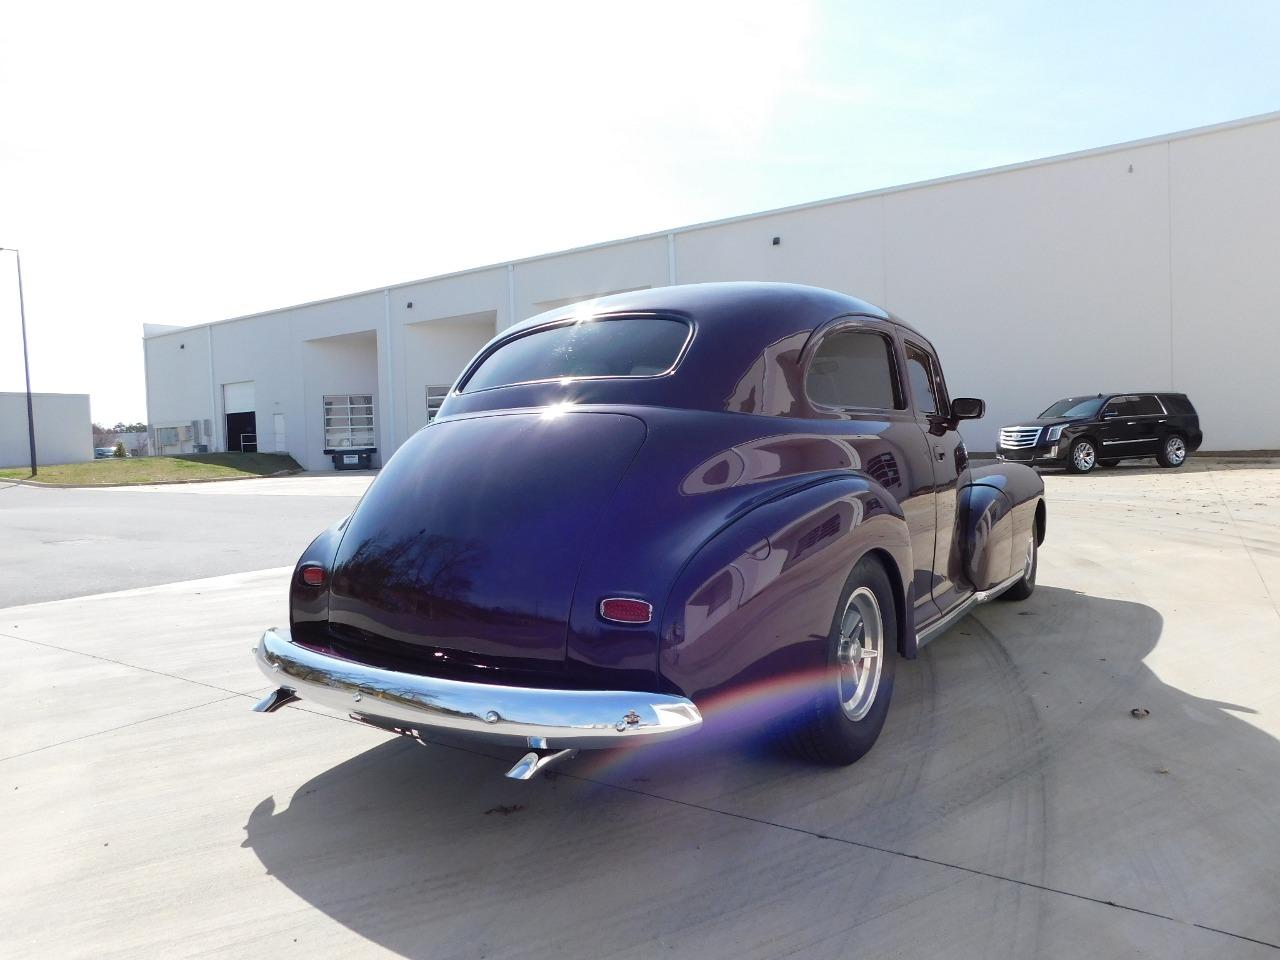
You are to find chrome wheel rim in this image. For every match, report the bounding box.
[1166,436,1186,465]
[836,586,884,721]
[1022,536,1035,579]
[1073,442,1096,471]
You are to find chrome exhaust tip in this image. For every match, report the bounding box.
[505,747,578,781]
[253,687,300,713]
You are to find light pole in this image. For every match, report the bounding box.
[0,247,37,476]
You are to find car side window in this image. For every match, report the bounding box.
[1106,395,1162,417]
[1103,396,1134,417]
[904,342,940,416]
[805,329,902,410]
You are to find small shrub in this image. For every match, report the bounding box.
[113,442,126,458]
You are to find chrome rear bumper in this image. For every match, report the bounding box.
[252,627,703,750]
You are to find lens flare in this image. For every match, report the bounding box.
[540,401,576,420]
[579,665,837,781]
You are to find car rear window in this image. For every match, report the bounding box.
[1161,394,1196,415]
[462,316,691,393]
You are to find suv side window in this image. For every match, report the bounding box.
[1106,395,1163,417]
[1132,395,1164,416]
[1103,396,1136,418]
[904,342,942,416]
[805,330,903,410]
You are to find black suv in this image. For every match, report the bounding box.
[997,393,1202,473]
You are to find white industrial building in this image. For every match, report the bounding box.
[0,391,92,468]
[144,111,1280,470]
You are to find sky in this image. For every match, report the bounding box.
[1,1,1278,425]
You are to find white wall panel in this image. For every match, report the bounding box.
[510,238,669,325]
[882,143,1173,452]
[145,330,213,428]
[0,392,92,467]
[675,196,886,302]
[1169,120,1280,450]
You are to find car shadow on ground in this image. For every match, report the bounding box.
[242,585,1280,958]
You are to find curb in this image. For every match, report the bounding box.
[0,469,304,489]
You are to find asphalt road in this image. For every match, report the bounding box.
[0,474,370,606]
[2,461,1279,958]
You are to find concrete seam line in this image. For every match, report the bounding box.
[0,694,243,763]
[0,469,302,489]
[0,565,293,610]
[0,630,258,698]
[570,777,1280,952]
[1204,469,1280,623]
[282,706,1280,951]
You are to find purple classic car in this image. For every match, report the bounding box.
[253,283,1046,779]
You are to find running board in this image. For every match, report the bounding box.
[915,570,1024,649]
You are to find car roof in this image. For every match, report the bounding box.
[450,282,933,417]
[1060,392,1185,399]
[504,282,900,340]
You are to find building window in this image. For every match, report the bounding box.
[323,394,376,450]
[156,427,179,447]
[425,385,449,422]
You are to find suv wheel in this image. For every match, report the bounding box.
[1158,434,1188,468]
[1068,438,1098,473]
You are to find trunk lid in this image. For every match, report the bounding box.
[327,410,645,675]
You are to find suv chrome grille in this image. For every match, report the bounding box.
[999,427,1041,449]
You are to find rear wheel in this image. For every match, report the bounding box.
[1068,438,1098,473]
[1158,434,1188,468]
[786,557,897,765]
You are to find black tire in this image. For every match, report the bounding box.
[998,531,1037,601]
[1067,438,1099,473]
[1157,433,1189,468]
[786,556,898,765]
[1099,458,1120,468]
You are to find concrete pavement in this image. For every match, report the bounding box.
[2,462,1278,958]
[0,473,371,605]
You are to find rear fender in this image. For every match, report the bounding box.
[959,483,1015,591]
[658,477,912,703]
[289,516,349,633]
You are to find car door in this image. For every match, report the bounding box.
[1130,394,1168,448]
[901,336,970,618]
[804,319,941,630]
[1099,396,1147,455]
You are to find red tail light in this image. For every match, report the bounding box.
[299,564,327,588]
[600,597,652,624]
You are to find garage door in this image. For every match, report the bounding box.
[222,381,255,414]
